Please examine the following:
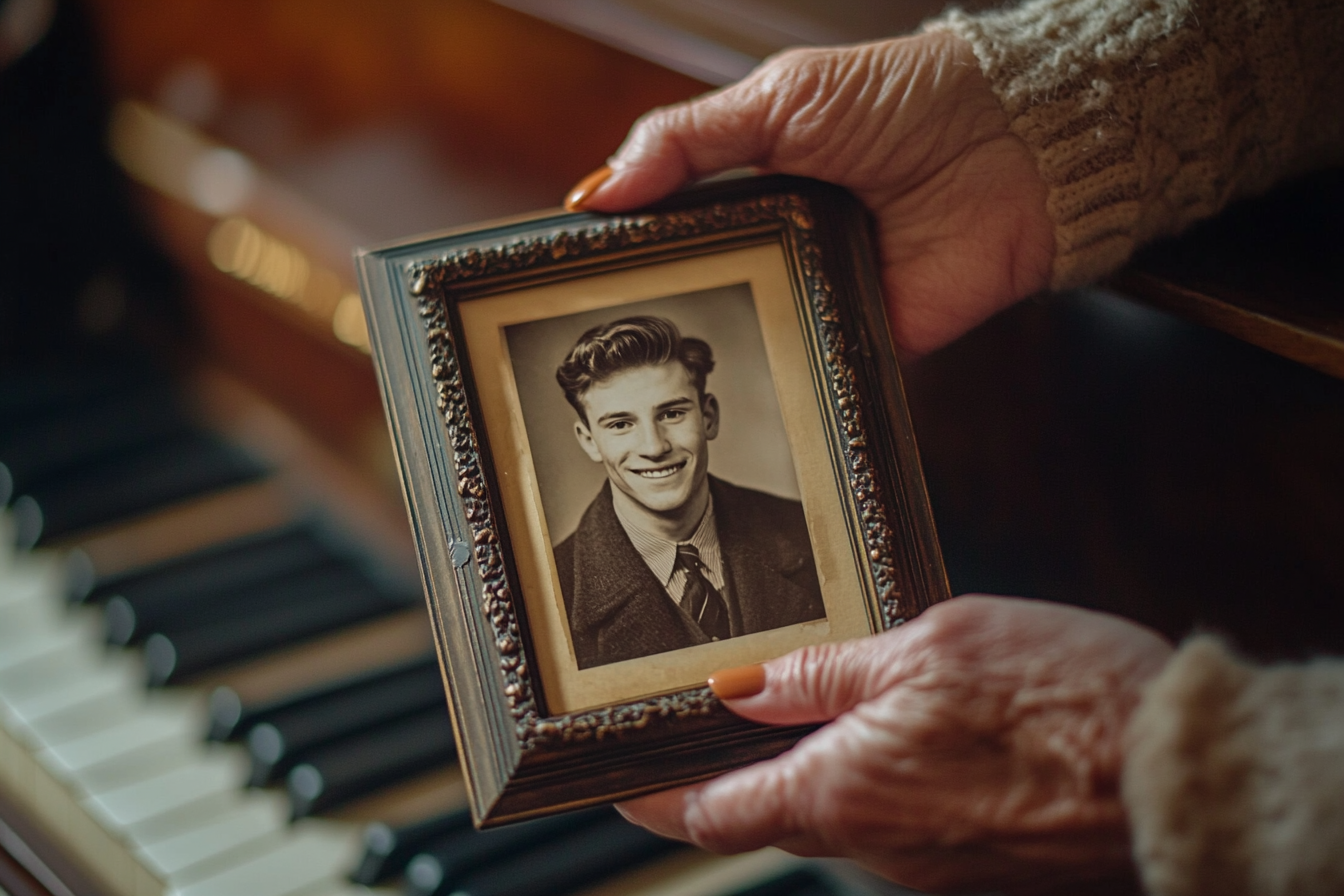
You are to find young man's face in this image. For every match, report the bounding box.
[574,361,719,527]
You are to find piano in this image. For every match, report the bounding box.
[3,1,1342,895]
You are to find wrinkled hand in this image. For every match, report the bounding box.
[568,31,1054,357]
[618,596,1173,894]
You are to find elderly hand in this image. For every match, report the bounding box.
[618,596,1173,894]
[565,31,1054,357]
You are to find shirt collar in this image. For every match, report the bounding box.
[613,493,721,587]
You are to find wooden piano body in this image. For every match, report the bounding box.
[3,1,1342,894]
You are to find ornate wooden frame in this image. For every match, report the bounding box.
[355,176,948,825]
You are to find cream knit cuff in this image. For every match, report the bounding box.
[929,0,1313,291]
[1121,636,1344,896]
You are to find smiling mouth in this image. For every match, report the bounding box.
[633,460,686,479]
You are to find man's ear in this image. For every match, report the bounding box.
[574,419,604,462]
[701,393,720,440]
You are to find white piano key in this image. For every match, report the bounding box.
[0,649,143,725]
[0,550,61,609]
[0,509,15,560]
[134,793,289,881]
[83,748,248,831]
[37,698,200,776]
[0,596,66,642]
[167,822,362,896]
[76,737,205,796]
[21,690,143,749]
[0,612,101,675]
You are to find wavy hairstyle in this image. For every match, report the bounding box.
[556,316,714,422]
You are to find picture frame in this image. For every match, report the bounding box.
[355,175,949,825]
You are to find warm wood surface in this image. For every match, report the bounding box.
[1116,169,1344,380]
[85,0,708,205]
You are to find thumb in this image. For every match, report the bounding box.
[567,84,775,211]
[565,45,844,211]
[709,627,913,726]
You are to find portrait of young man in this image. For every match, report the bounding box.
[552,315,826,669]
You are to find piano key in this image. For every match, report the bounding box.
[447,813,683,896]
[164,821,363,896]
[0,382,191,502]
[101,528,339,644]
[20,689,153,751]
[0,594,66,645]
[285,706,456,819]
[82,750,248,832]
[74,738,212,798]
[132,793,289,883]
[0,613,103,679]
[89,521,330,603]
[0,551,62,611]
[36,698,200,778]
[143,569,412,685]
[0,651,144,734]
[0,509,16,557]
[401,809,611,896]
[244,655,441,786]
[319,764,467,828]
[16,432,268,547]
[202,608,433,741]
[348,807,472,885]
[65,478,295,584]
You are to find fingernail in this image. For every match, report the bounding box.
[708,664,765,700]
[564,165,613,211]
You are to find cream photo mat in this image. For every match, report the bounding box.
[458,241,873,714]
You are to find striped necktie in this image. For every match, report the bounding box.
[675,543,730,641]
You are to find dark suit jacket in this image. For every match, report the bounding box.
[554,476,825,669]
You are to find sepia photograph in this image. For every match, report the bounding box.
[505,289,826,670]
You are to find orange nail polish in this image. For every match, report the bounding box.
[564,165,614,211]
[708,664,765,700]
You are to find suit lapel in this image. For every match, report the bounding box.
[568,484,707,663]
[712,478,817,635]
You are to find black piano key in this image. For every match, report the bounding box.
[206,646,431,743]
[285,705,456,818]
[348,807,473,885]
[244,654,443,786]
[15,431,267,546]
[142,567,410,684]
[401,809,612,896]
[101,529,338,644]
[205,687,251,743]
[80,522,329,605]
[448,813,682,896]
[123,560,368,647]
[0,382,191,502]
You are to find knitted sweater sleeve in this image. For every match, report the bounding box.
[930,0,1344,289]
[1120,637,1344,896]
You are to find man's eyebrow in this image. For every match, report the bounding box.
[655,396,696,412]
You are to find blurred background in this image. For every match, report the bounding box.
[1,1,1341,895]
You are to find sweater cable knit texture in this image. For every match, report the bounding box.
[932,0,1344,289]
